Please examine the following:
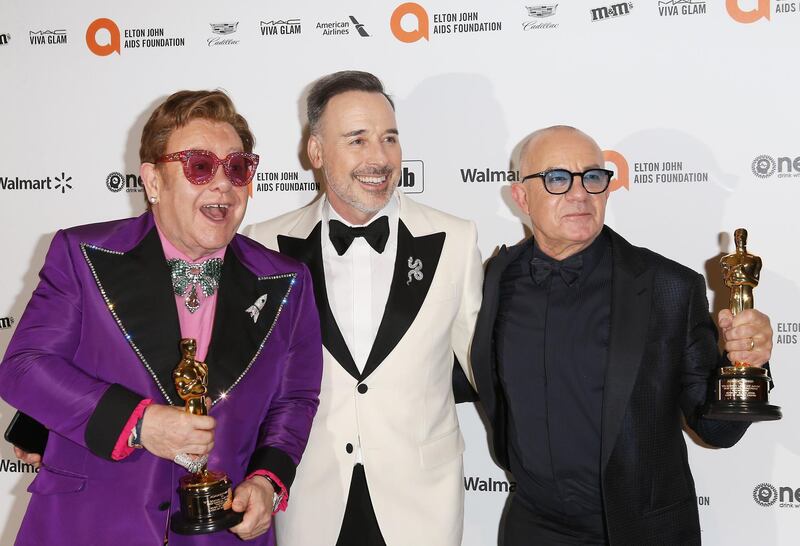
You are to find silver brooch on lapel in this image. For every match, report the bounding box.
[407,257,423,285]
[246,294,268,323]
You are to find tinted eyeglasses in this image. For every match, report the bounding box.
[156,149,259,186]
[521,168,613,195]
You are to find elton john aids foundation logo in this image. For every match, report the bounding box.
[390,2,502,42]
[86,18,185,55]
[726,0,769,23]
[728,0,799,23]
[603,150,630,192]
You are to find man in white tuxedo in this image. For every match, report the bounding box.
[246,71,482,546]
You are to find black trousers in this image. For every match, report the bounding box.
[336,464,386,546]
[503,496,608,546]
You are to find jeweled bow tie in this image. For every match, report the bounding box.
[529,254,583,287]
[167,257,223,313]
[328,216,390,256]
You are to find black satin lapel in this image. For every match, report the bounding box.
[472,244,527,402]
[81,229,182,404]
[361,221,445,380]
[601,237,653,468]
[471,242,529,468]
[278,224,360,380]
[205,251,295,402]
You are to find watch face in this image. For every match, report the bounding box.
[272,492,283,513]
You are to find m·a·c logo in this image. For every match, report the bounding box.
[260,19,301,36]
[86,18,120,56]
[658,0,707,17]
[0,33,11,46]
[30,29,68,45]
[391,2,429,42]
[0,316,14,330]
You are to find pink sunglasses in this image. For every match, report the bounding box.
[156,149,259,186]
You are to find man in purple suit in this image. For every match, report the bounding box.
[0,90,322,545]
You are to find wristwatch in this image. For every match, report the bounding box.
[261,474,284,513]
[127,417,145,449]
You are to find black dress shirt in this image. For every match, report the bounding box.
[495,232,612,526]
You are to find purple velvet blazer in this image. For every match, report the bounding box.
[0,212,322,545]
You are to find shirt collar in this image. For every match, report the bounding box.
[322,191,400,251]
[532,228,609,282]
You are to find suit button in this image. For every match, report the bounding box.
[345,443,353,454]
[158,501,170,511]
[357,384,368,394]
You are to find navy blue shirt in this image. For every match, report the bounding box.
[495,231,612,519]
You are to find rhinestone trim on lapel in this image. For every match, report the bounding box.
[212,272,297,405]
[80,242,176,405]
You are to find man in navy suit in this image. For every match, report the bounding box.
[471,126,774,545]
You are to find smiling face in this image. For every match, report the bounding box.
[511,127,609,259]
[140,118,248,260]
[307,90,402,225]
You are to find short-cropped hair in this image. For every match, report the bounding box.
[139,90,254,163]
[307,71,394,134]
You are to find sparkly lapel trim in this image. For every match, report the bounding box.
[81,241,178,404]
[83,233,299,406]
[210,272,297,405]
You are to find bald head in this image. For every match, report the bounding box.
[511,125,609,260]
[519,126,603,174]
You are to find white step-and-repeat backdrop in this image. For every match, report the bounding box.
[1,1,798,544]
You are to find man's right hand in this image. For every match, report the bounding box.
[139,404,216,461]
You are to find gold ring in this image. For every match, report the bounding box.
[748,338,755,351]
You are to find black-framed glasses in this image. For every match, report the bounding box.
[521,168,613,195]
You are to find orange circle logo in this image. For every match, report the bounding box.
[726,0,771,23]
[391,3,429,42]
[86,18,121,56]
[604,150,629,192]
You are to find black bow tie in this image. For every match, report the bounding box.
[530,254,583,287]
[328,216,390,256]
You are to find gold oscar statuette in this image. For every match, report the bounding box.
[170,338,243,534]
[705,229,782,421]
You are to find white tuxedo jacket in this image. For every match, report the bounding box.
[246,192,482,546]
